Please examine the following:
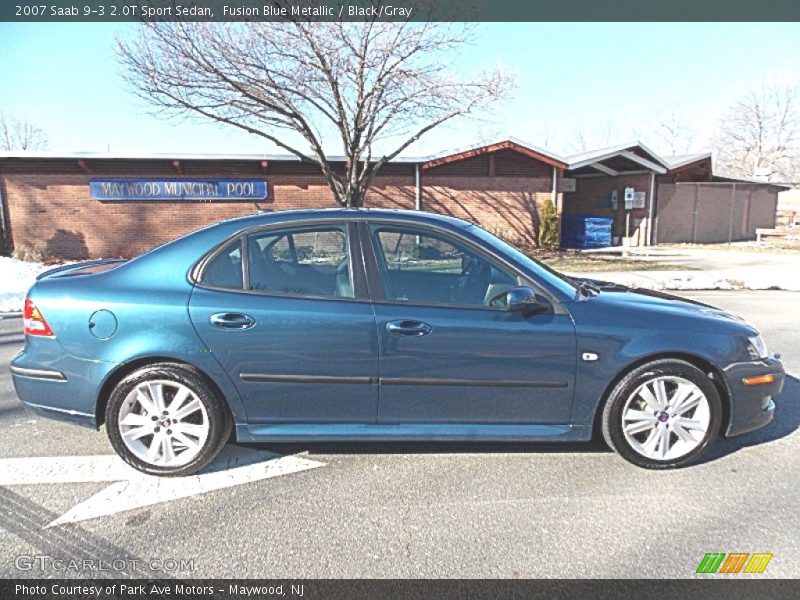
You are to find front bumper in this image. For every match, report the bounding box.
[722,355,785,437]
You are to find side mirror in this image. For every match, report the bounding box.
[507,287,546,314]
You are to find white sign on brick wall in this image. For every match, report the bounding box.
[623,186,635,209]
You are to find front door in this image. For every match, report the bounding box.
[365,223,576,424]
[189,223,378,424]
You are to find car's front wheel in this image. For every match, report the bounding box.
[601,359,723,469]
[106,363,231,476]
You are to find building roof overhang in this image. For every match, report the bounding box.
[0,150,426,164]
[0,139,570,171]
[711,174,793,190]
[566,142,668,175]
[663,153,713,172]
[1,143,789,192]
[420,138,568,170]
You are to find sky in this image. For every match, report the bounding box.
[1,22,799,159]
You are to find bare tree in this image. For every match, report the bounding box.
[641,111,695,156]
[117,19,513,207]
[0,112,49,151]
[564,120,618,154]
[712,82,800,182]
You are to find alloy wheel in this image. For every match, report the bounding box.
[118,379,210,468]
[621,375,711,461]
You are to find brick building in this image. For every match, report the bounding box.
[562,142,788,246]
[0,138,787,259]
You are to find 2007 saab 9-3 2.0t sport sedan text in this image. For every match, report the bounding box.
[11,209,784,475]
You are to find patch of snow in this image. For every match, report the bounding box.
[566,270,798,292]
[0,257,51,313]
[657,274,737,291]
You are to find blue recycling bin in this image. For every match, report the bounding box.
[561,215,614,249]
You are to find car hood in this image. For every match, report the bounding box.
[573,277,753,329]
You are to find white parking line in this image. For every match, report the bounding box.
[0,446,325,528]
[0,454,141,484]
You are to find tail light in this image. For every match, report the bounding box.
[23,297,55,337]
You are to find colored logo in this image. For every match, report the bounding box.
[696,552,773,574]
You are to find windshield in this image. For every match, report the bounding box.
[463,223,578,298]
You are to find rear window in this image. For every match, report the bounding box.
[201,240,244,289]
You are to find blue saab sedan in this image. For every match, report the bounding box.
[11,209,784,475]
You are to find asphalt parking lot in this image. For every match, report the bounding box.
[0,291,797,579]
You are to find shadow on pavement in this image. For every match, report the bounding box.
[240,438,610,458]
[0,404,27,421]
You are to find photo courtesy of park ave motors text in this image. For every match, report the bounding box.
[0,2,799,591]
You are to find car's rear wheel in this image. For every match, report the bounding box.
[601,359,722,469]
[106,363,231,476]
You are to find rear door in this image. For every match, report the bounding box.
[364,222,577,424]
[189,222,379,424]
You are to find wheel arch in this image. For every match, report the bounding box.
[95,356,233,429]
[590,351,731,440]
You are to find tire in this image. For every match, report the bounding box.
[601,359,722,469]
[106,362,231,477]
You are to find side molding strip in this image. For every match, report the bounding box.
[240,374,377,385]
[240,374,568,388]
[10,366,67,382]
[381,378,569,388]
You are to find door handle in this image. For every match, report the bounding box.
[210,312,256,330]
[386,320,432,337]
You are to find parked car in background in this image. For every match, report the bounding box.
[11,209,784,475]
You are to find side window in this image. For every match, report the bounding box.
[266,236,292,263]
[247,227,353,298]
[201,240,244,289]
[378,231,464,273]
[370,226,517,306]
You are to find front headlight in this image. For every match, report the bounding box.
[747,334,768,360]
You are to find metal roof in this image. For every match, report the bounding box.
[0,149,426,163]
[0,139,566,166]
[661,153,712,169]
[712,172,793,189]
[565,141,669,174]
[422,136,567,164]
[0,143,788,189]
[421,138,567,170]
[0,137,567,167]
[565,141,668,169]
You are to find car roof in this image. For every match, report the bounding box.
[218,207,473,230]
